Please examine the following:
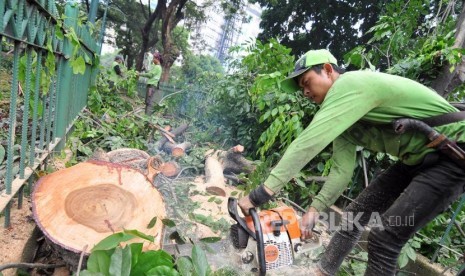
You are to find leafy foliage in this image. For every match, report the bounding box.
[344,0,464,87]
[250,0,393,59]
[67,67,166,163]
[79,229,212,276]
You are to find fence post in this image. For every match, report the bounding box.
[54,1,78,150]
[88,0,99,24]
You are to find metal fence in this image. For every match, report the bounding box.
[0,0,100,227]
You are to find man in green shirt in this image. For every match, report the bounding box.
[138,52,163,115]
[239,49,465,275]
[109,55,126,86]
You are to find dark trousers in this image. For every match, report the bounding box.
[145,85,162,115]
[145,85,156,115]
[319,148,465,276]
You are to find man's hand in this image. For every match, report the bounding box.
[238,185,275,216]
[301,206,319,240]
[238,195,255,216]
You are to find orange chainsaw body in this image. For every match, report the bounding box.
[244,206,301,240]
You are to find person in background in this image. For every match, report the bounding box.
[238,49,465,275]
[138,52,162,115]
[110,55,125,80]
[108,55,126,89]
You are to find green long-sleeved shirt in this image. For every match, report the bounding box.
[140,64,162,86]
[265,71,465,211]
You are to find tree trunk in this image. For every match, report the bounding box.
[431,3,465,97]
[159,0,187,82]
[135,2,162,71]
[32,161,166,267]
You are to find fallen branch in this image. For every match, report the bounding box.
[0,262,66,272]
[155,123,189,150]
[154,125,175,138]
[161,132,176,144]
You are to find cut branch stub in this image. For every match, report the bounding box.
[146,155,164,182]
[32,160,166,257]
[172,142,192,157]
[160,161,181,178]
[163,141,192,157]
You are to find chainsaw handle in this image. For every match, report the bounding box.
[250,208,266,276]
[227,197,256,239]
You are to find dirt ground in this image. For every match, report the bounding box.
[0,197,36,276]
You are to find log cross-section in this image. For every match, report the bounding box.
[32,160,166,259]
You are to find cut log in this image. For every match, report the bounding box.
[155,123,189,150]
[206,145,255,175]
[203,145,255,194]
[204,156,226,197]
[160,161,181,178]
[163,141,192,157]
[32,160,166,267]
[172,142,192,157]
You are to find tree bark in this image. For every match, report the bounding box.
[32,161,166,267]
[154,123,189,150]
[217,146,256,174]
[163,141,192,157]
[204,156,226,196]
[160,0,187,82]
[203,145,256,195]
[135,0,163,70]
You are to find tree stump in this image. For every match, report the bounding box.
[32,160,166,267]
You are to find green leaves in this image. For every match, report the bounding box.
[80,230,213,276]
[176,256,194,276]
[91,232,136,252]
[162,218,176,227]
[71,56,86,75]
[147,217,158,229]
[92,230,154,252]
[87,250,111,275]
[199,237,221,243]
[192,244,211,276]
[109,246,132,276]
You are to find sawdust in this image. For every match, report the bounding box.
[0,198,35,276]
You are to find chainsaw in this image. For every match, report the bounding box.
[228,197,322,275]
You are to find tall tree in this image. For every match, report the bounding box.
[250,0,392,60]
[431,1,465,97]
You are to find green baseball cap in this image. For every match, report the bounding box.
[281,49,337,93]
